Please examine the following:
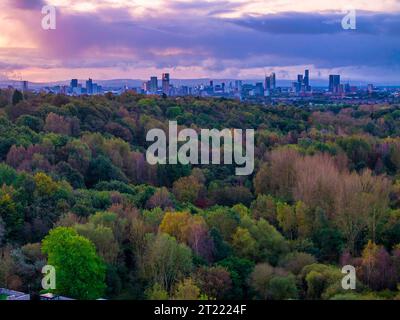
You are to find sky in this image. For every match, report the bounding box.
[0,0,399,84]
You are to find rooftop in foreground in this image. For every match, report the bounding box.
[0,288,30,300]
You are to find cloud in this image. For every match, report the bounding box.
[0,1,399,82]
[9,0,45,10]
[165,0,244,16]
[228,11,400,35]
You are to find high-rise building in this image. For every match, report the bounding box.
[291,82,299,93]
[86,78,93,95]
[21,81,28,92]
[92,83,99,95]
[329,75,341,93]
[229,82,234,93]
[143,81,150,92]
[255,82,264,96]
[235,80,242,93]
[292,70,312,94]
[304,70,310,88]
[270,72,276,90]
[297,74,304,85]
[265,76,271,91]
[209,80,214,94]
[150,76,158,93]
[162,73,170,95]
[70,79,78,88]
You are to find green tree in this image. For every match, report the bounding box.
[74,223,119,265]
[0,187,22,241]
[250,194,277,224]
[300,264,342,300]
[41,227,106,299]
[249,218,289,265]
[12,90,23,106]
[218,257,254,299]
[267,275,298,300]
[173,278,206,300]
[86,155,127,187]
[231,227,258,260]
[172,175,203,203]
[143,233,193,291]
[276,202,297,239]
[145,283,169,300]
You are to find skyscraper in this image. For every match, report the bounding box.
[162,73,170,95]
[304,70,309,88]
[209,80,214,94]
[292,82,299,93]
[329,75,341,93]
[86,78,93,95]
[235,80,242,93]
[21,81,28,92]
[270,72,276,90]
[255,82,264,96]
[70,79,78,88]
[303,70,311,91]
[297,74,304,85]
[150,76,158,93]
[265,76,271,91]
[92,83,99,95]
[143,81,150,92]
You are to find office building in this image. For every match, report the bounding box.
[271,72,276,90]
[265,76,271,91]
[162,73,170,95]
[292,70,312,93]
[329,75,341,93]
[150,76,158,93]
[70,79,78,88]
[92,83,99,95]
[86,78,93,95]
[292,82,300,93]
[22,81,28,92]
[297,74,304,85]
[209,80,214,92]
[143,81,151,92]
[255,82,264,96]
[304,70,310,88]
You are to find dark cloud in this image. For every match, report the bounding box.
[228,11,400,35]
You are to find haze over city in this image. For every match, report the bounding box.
[0,0,399,85]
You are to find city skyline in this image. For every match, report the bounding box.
[3,70,394,90]
[0,0,399,84]
[10,69,398,104]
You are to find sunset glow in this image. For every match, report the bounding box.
[0,0,399,83]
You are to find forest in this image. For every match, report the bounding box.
[1,88,400,300]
